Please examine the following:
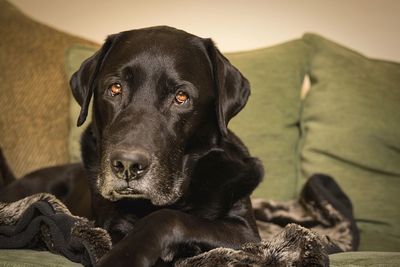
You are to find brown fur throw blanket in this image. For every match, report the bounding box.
[0,174,358,267]
[0,193,111,266]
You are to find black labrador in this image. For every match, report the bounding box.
[2,26,264,266]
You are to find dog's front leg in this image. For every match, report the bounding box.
[97,208,259,267]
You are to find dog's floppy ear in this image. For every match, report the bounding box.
[205,39,250,137]
[70,35,117,126]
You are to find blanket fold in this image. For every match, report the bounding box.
[175,174,359,266]
[254,174,359,253]
[176,223,329,267]
[0,193,111,267]
[0,174,358,267]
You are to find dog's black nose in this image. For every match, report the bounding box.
[110,151,150,181]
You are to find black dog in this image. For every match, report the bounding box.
[2,26,264,266]
[74,26,263,266]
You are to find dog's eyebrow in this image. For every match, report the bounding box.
[100,64,138,83]
[101,74,123,85]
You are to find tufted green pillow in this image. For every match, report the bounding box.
[227,40,310,200]
[299,33,400,251]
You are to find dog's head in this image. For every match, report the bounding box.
[70,26,250,205]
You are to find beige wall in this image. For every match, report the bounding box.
[9,0,400,62]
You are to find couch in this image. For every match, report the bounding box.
[1,0,399,265]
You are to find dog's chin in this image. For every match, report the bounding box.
[147,189,183,206]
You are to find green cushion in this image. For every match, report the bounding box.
[0,250,82,267]
[227,40,310,200]
[65,45,98,162]
[330,251,400,266]
[299,33,400,251]
[1,250,400,267]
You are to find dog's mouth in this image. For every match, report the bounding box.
[116,187,141,195]
[113,186,148,199]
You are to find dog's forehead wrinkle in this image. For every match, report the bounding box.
[103,51,178,83]
[126,51,178,73]
[111,40,208,81]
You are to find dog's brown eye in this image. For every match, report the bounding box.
[175,91,189,105]
[109,83,122,96]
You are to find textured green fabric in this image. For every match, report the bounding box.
[65,45,98,162]
[0,0,96,177]
[227,41,310,200]
[0,0,69,176]
[299,33,400,251]
[0,250,82,267]
[330,251,400,267]
[1,250,400,267]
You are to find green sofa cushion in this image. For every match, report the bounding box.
[330,251,400,266]
[0,250,82,267]
[227,40,310,200]
[299,33,400,251]
[2,249,400,266]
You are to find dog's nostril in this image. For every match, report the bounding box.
[111,160,126,179]
[112,160,124,171]
[130,163,145,175]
